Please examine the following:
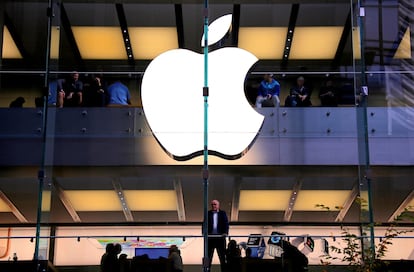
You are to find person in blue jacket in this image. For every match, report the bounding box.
[255,73,280,108]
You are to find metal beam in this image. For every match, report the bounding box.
[230,177,242,222]
[54,180,81,222]
[173,179,186,221]
[174,4,185,48]
[388,190,414,222]
[281,4,299,68]
[0,190,28,223]
[335,182,359,222]
[284,180,302,222]
[332,9,352,68]
[231,4,241,47]
[60,3,83,66]
[112,179,134,222]
[116,3,134,65]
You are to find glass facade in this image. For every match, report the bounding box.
[0,0,413,270]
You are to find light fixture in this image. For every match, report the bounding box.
[71,26,128,59]
[289,27,343,59]
[238,27,287,59]
[124,190,177,211]
[294,190,351,211]
[2,26,22,59]
[64,190,122,211]
[394,27,411,59]
[50,26,60,59]
[0,197,11,212]
[239,190,292,211]
[128,27,178,60]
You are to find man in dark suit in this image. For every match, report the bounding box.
[208,199,229,272]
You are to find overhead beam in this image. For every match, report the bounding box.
[284,180,302,222]
[174,4,185,48]
[388,190,414,222]
[54,180,81,222]
[0,190,28,223]
[332,9,352,68]
[230,177,242,222]
[335,182,359,222]
[281,3,299,68]
[60,3,83,66]
[231,4,241,47]
[173,179,186,221]
[116,3,134,65]
[112,179,134,222]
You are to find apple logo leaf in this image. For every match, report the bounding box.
[201,14,232,47]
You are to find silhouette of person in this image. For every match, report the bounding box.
[83,74,107,107]
[9,97,25,108]
[244,247,253,259]
[101,243,121,272]
[319,79,338,106]
[168,245,183,272]
[285,76,311,107]
[279,241,308,272]
[100,243,114,272]
[226,240,241,272]
[119,253,130,272]
[207,199,229,272]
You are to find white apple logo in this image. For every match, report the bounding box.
[141,14,264,160]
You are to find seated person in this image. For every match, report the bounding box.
[83,74,107,107]
[319,79,338,106]
[278,240,308,272]
[107,80,131,106]
[9,97,25,108]
[255,74,280,108]
[285,76,311,107]
[57,71,83,107]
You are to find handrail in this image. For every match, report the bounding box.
[0,234,413,240]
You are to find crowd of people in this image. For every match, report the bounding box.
[54,71,131,108]
[99,199,308,272]
[100,243,183,272]
[206,199,308,272]
[255,73,343,108]
[8,71,349,109]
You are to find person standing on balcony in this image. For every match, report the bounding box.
[207,199,229,272]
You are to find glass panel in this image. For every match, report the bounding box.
[0,0,413,271]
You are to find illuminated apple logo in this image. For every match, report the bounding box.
[141,14,264,160]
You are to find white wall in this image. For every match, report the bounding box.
[0,227,49,261]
